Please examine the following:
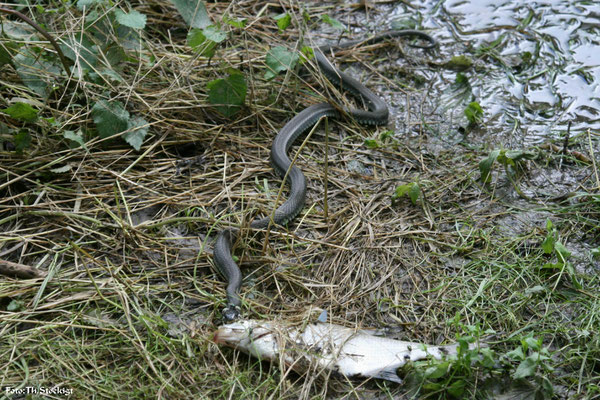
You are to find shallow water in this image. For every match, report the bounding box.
[326,0,600,146]
[420,0,600,144]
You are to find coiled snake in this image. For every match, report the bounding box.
[213,30,436,321]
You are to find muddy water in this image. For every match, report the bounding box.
[325,0,600,146]
[423,0,600,145]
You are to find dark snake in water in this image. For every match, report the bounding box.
[213,30,436,321]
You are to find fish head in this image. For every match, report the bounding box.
[214,319,279,360]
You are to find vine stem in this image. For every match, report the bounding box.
[0,7,72,78]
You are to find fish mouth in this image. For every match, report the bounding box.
[213,327,233,344]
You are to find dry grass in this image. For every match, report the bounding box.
[1,1,599,399]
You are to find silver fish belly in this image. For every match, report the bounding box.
[214,319,463,383]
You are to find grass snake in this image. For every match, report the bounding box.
[213,30,436,321]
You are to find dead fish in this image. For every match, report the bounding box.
[214,319,466,383]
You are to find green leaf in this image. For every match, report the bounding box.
[0,40,15,66]
[207,71,247,118]
[64,130,87,149]
[409,182,421,205]
[188,29,217,57]
[363,138,378,149]
[114,9,147,30]
[14,131,31,152]
[422,382,442,391]
[274,13,292,31]
[424,362,449,379]
[566,262,582,289]
[91,100,129,139]
[479,149,500,183]
[169,0,211,29]
[545,218,553,231]
[264,46,299,80]
[2,102,38,122]
[14,50,61,97]
[524,336,541,351]
[525,285,546,295]
[445,55,473,71]
[123,116,149,151]
[300,46,314,63]
[320,15,345,30]
[541,261,563,270]
[77,0,105,9]
[554,242,571,260]
[203,25,227,43]
[447,380,466,398]
[479,347,496,368]
[392,182,420,205]
[504,149,537,161]
[506,347,525,361]
[60,33,99,73]
[464,101,483,125]
[7,300,23,312]
[541,233,555,254]
[379,130,394,141]
[223,15,246,28]
[2,21,37,40]
[513,357,537,379]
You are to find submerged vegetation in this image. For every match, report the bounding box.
[0,0,598,399]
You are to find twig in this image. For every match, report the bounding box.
[0,259,47,279]
[0,7,72,79]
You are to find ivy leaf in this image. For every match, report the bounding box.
[123,116,149,151]
[169,0,211,29]
[91,100,129,139]
[320,15,345,30]
[464,101,483,125]
[114,9,147,30]
[264,46,299,80]
[207,71,247,118]
[274,13,291,31]
[513,357,537,379]
[2,102,38,122]
[479,149,500,183]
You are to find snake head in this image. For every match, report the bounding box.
[222,305,241,323]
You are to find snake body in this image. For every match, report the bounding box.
[213,30,435,321]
